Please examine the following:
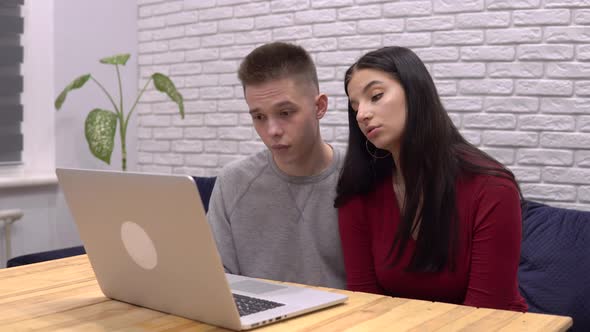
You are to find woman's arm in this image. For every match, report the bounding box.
[338,196,386,294]
[463,177,527,311]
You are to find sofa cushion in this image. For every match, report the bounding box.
[193,176,216,212]
[7,246,86,267]
[519,200,590,331]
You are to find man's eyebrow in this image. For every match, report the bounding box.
[274,100,297,109]
[248,100,296,114]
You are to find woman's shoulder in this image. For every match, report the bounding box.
[455,172,522,231]
[456,171,519,201]
[458,170,516,185]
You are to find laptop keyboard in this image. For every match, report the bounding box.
[232,293,285,317]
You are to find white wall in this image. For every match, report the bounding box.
[55,0,139,172]
[136,0,590,211]
[53,0,139,260]
[0,0,138,267]
[0,0,66,267]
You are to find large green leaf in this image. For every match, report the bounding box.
[99,54,130,65]
[152,73,184,119]
[84,109,118,164]
[54,74,91,110]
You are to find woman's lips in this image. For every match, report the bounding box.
[366,126,380,139]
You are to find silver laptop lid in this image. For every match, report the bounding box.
[56,168,242,330]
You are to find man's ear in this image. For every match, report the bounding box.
[315,93,328,119]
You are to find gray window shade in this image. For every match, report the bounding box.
[0,0,23,165]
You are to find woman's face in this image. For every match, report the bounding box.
[347,68,408,154]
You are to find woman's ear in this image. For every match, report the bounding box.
[315,93,328,119]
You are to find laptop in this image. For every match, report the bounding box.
[56,168,347,331]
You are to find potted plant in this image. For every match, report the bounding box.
[55,53,184,171]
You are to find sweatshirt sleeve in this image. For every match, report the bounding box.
[338,196,386,295]
[462,178,527,311]
[207,171,240,275]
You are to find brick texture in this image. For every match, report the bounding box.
[137,0,590,209]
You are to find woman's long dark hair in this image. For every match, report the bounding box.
[334,46,521,272]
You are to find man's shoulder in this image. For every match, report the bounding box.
[218,150,269,182]
[333,145,346,167]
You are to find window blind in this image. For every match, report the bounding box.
[0,0,23,164]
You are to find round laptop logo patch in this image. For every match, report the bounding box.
[120,221,158,270]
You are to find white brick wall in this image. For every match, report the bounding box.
[137,0,590,210]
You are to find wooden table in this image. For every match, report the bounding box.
[0,255,572,331]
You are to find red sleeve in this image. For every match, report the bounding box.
[338,196,386,295]
[462,178,527,311]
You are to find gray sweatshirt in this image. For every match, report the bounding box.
[207,148,346,289]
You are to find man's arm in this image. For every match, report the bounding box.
[207,173,241,274]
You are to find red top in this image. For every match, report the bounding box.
[338,173,528,312]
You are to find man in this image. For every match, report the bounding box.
[207,42,345,289]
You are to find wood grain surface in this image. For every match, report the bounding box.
[0,255,572,331]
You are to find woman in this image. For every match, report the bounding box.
[335,46,527,311]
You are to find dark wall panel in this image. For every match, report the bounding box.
[0,0,23,164]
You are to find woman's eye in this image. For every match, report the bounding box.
[371,93,383,102]
[280,110,291,117]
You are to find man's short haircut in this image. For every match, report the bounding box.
[238,42,319,92]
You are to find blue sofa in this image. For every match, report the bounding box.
[519,200,590,332]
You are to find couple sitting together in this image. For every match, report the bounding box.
[207,42,528,312]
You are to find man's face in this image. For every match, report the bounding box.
[244,77,326,168]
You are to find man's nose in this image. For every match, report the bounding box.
[267,119,283,137]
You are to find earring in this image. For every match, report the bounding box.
[365,140,390,159]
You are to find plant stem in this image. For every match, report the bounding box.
[116,65,124,116]
[120,120,127,171]
[91,77,120,114]
[119,77,152,171]
[125,77,152,131]
[115,64,127,171]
